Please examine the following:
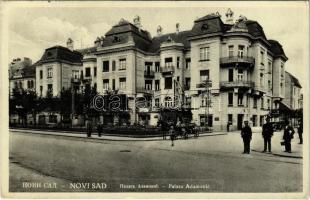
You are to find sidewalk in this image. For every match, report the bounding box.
[9,128,227,141]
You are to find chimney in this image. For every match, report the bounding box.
[225,8,234,25]
[176,23,180,34]
[157,25,162,36]
[133,15,142,30]
[67,38,74,51]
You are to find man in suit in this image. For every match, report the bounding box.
[262,117,274,152]
[297,120,303,144]
[241,121,252,154]
[283,120,295,153]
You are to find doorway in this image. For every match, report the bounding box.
[237,114,244,130]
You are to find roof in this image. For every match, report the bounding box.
[268,39,288,60]
[38,46,82,64]
[148,31,192,53]
[286,71,302,88]
[190,15,225,37]
[76,46,97,55]
[10,64,36,79]
[243,20,267,40]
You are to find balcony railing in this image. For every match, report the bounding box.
[160,66,174,74]
[136,87,154,94]
[220,56,255,68]
[144,70,155,78]
[220,81,254,89]
[196,80,212,88]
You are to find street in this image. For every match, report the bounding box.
[9,130,303,192]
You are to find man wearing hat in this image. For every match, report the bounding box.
[241,121,252,154]
[283,119,295,153]
[262,116,274,152]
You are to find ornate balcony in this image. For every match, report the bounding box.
[160,66,174,75]
[220,81,254,89]
[220,56,255,68]
[71,77,81,84]
[144,70,155,78]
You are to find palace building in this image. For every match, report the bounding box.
[10,9,302,131]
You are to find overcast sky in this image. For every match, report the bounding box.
[5,1,308,88]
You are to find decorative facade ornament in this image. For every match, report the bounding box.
[157,25,162,36]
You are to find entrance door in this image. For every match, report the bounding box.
[237,114,244,130]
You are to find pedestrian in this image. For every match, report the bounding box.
[297,120,303,144]
[262,117,274,153]
[169,125,176,146]
[86,120,93,137]
[241,121,252,154]
[97,122,103,137]
[282,120,295,153]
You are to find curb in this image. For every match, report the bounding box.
[251,149,302,159]
[10,129,227,142]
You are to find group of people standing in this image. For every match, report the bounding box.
[241,117,303,154]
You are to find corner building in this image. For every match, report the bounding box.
[84,10,287,131]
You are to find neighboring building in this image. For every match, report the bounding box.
[284,71,302,110]
[35,40,83,97]
[9,57,35,96]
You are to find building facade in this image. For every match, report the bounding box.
[10,9,303,131]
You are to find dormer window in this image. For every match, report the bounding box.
[113,36,121,43]
[201,23,208,30]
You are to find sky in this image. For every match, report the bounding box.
[4,1,309,88]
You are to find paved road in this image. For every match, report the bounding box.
[9,130,303,192]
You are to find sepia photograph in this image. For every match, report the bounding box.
[0,1,309,199]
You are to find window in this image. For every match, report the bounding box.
[72,70,80,79]
[103,60,109,72]
[176,76,180,82]
[238,45,245,58]
[237,69,243,81]
[268,61,272,73]
[112,60,116,71]
[94,83,97,90]
[228,69,234,82]
[268,80,272,92]
[112,79,115,90]
[228,45,234,57]
[40,70,43,79]
[200,47,210,61]
[85,68,91,77]
[155,62,160,72]
[177,57,180,68]
[165,57,173,68]
[280,83,283,94]
[252,115,257,127]
[259,116,264,127]
[164,77,172,89]
[260,50,265,65]
[253,97,257,108]
[119,78,126,90]
[228,93,233,106]
[185,97,191,107]
[164,96,173,107]
[281,63,284,77]
[200,115,213,127]
[40,86,43,96]
[260,73,264,87]
[261,97,264,109]
[145,80,152,90]
[267,99,271,109]
[47,84,53,93]
[155,80,160,91]
[155,98,160,107]
[238,93,243,106]
[185,58,191,70]
[103,79,109,90]
[47,67,53,78]
[200,70,209,82]
[119,58,126,70]
[94,67,97,77]
[185,78,191,89]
